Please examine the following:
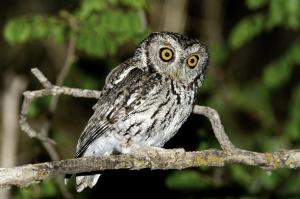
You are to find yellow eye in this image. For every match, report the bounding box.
[159,48,174,62]
[187,55,199,69]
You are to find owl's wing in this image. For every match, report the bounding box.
[76,67,158,157]
[92,60,136,111]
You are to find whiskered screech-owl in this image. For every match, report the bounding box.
[66,32,209,192]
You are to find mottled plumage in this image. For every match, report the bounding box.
[68,32,208,192]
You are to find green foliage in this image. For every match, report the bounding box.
[209,0,300,196]
[28,96,51,118]
[3,0,147,58]
[209,42,229,64]
[229,14,265,49]
[285,85,300,140]
[173,0,300,196]
[268,0,300,29]
[230,166,252,186]
[4,16,66,44]
[76,10,144,57]
[229,0,300,49]
[263,44,300,89]
[228,84,276,128]
[15,180,58,199]
[245,0,268,10]
[227,0,300,147]
[76,0,108,19]
[166,170,212,190]
[77,0,145,20]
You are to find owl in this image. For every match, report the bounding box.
[67,32,208,192]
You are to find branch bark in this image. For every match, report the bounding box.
[1,148,300,188]
[0,68,296,189]
[19,68,101,144]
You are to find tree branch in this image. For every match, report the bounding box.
[193,105,236,151]
[1,148,300,188]
[19,68,101,144]
[1,68,296,189]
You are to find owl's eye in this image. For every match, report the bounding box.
[187,55,199,69]
[159,48,174,62]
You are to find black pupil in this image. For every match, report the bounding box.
[190,58,195,64]
[165,52,170,57]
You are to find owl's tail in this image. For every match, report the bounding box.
[75,174,101,192]
[65,136,116,192]
[64,171,101,192]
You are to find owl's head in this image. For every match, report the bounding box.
[135,32,208,86]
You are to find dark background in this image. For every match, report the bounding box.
[0,0,300,198]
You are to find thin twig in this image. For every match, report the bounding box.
[19,68,101,145]
[193,105,236,151]
[31,68,53,89]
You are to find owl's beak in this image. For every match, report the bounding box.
[171,69,181,80]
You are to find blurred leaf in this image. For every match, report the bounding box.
[199,74,213,92]
[280,173,300,195]
[285,0,300,29]
[4,18,31,43]
[41,180,57,197]
[210,42,228,63]
[197,141,210,150]
[3,0,146,57]
[229,14,265,49]
[76,10,143,57]
[260,136,286,151]
[228,84,276,128]
[113,0,146,9]
[263,44,300,89]
[15,187,33,199]
[28,97,51,118]
[245,0,269,10]
[263,57,291,89]
[231,0,300,49]
[229,166,252,186]
[15,180,57,199]
[266,0,284,28]
[285,85,300,140]
[288,43,300,63]
[166,170,211,190]
[28,102,39,118]
[77,0,107,19]
[266,0,300,29]
[254,171,277,190]
[3,16,66,44]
